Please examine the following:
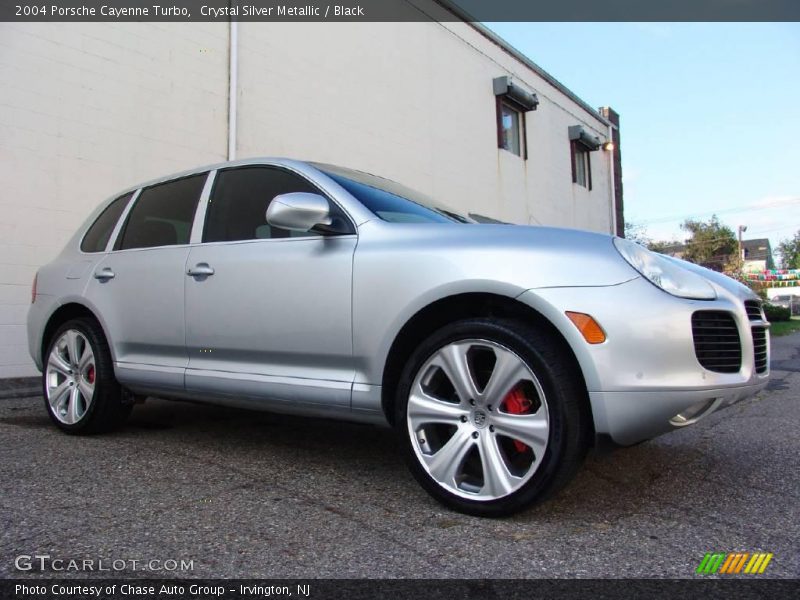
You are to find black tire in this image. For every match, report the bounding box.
[395,317,590,517]
[42,317,132,434]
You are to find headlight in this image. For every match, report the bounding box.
[613,238,716,300]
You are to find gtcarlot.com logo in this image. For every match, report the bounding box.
[696,552,773,575]
[14,554,194,572]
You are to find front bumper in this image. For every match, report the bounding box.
[589,382,767,446]
[518,276,770,446]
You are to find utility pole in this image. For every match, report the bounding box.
[738,225,748,264]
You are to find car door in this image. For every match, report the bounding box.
[85,173,208,393]
[184,165,357,409]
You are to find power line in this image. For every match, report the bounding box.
[635,198,800,225]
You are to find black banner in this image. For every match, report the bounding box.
[3,579,800,600]
[1,0,799,22]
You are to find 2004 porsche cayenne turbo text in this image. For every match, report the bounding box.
[27,159,770,516]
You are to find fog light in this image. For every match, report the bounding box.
[669,398,721,427]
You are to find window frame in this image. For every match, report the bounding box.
[570,141,592,190]
[113,172,209,252]
[496,97,528,159]
[198,164,357,247]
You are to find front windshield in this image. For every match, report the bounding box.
[313,163,475,224]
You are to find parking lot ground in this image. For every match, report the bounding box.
[1,333,798,579]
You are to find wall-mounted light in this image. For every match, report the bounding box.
[603,141,615,152]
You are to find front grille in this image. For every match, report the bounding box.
[744,300,768,374]
[744,300,763,321]
[752,327,768,373]
[692,311,742,374]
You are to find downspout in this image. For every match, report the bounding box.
[227,18,238,161]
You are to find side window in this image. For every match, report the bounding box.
[116,174,206,250]
[203,166,348,243]
[81,192,132,253]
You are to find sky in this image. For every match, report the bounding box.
[484,22,800,264]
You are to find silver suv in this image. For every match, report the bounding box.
[27,158,770,516]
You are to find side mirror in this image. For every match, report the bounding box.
[266,193,332,233]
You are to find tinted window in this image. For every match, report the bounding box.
[315,164,473,224]
[117,174,206,250]
[81,192,132,253]
[204,166,349,242]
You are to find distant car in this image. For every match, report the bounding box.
[27,158,770,516]
[770,294,799,316]
[770,295,791,309]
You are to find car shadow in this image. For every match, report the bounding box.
[121,397,719,522]
[4,394,724,524]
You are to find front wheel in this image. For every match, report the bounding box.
[395,318,590,517]
[43,318,132,434]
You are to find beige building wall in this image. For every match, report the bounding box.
[236,21,613,231]
[0,22,229,377]
[0,18,613,378]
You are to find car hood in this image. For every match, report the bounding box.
[358,221,641,289]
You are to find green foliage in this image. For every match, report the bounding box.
[623,221,650,246]
[770,319,800,337]
[764,303,791,322]
[680,215,737,271]
[648,239,677,254]
[777,230,800,269]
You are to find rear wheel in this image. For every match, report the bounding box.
[395,318,589,517]
[43,318,132,434]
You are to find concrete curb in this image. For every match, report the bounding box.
[0,377,40,400]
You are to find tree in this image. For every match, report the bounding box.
[624,221,651,245]
[777,230,800,269]
[647,239,677,254]
[624,221,679,253]
[680,215,737,272]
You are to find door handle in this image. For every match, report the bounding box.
[93,267,115,281]
[187,263,215,277]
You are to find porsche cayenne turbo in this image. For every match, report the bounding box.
[27,158,770,516]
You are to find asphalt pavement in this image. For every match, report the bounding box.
[1,333,798,579]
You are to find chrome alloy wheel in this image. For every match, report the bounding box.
[45,329,96,425]
[407,339,550,501]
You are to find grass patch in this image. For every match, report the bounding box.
[770,317,800,337]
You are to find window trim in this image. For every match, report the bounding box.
[113,172,208,252]
[189,170,217,245]
[200,164,357,244]
[496,97,528,159]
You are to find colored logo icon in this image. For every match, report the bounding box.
[696,552,773,575]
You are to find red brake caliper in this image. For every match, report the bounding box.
[502,387,532,453]
[86,366,95,384]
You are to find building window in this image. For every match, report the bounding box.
[493,76,538,159]
[571,143,591,189]
[499,101,523,156]
[568,125,602,190]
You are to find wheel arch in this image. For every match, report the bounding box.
[380,292,594,436]
[40,302,110,365]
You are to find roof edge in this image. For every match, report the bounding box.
[432,0,612,128]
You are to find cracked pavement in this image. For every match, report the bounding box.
[1,333,798,579]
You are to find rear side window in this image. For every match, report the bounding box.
[117,174,206,250]
[204,166,348,243]
[80,192,132,253]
